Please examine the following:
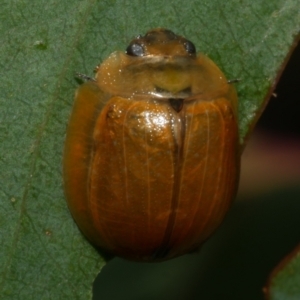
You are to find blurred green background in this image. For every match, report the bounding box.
[93,38,300,300]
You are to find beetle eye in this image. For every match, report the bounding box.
[126,43,145,56]
[184,41,196,55]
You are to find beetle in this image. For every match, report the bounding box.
[63,28,240,262]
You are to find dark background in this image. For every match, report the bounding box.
[94,43,300,300]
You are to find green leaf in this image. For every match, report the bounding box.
[266,245,300,300]
[0,0,299,299]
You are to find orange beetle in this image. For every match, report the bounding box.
[63,28,239,261]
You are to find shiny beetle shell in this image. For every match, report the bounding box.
[63,28,239,262]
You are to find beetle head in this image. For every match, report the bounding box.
[126,28,196,58]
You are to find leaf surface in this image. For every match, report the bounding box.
[0,0,299,298]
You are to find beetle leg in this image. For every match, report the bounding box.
[227,78,241,84]
[75,72,96,82]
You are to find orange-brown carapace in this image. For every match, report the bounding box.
[63,28,239,262]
